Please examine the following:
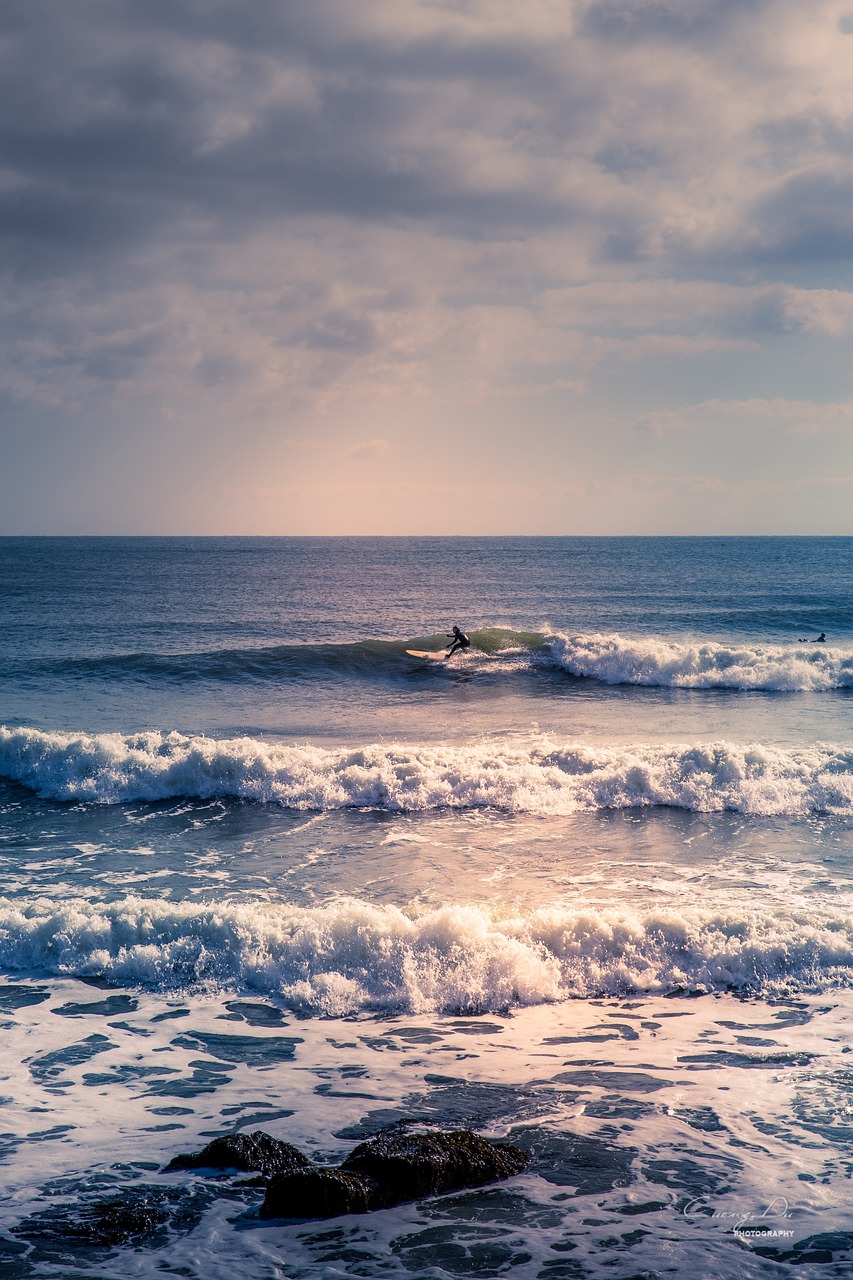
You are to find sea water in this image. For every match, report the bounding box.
[1,536,852,1279]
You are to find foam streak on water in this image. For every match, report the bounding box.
[1,981,851,1280]
[3,538,853,1278]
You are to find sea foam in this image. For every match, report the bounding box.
[0,894,850,1013]
[2,725,853,815]
[544,631,853,691]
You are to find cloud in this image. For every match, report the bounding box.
[345,437,390,458]
[3,0,853,531]
[581,0,769,44]
[636,397,853,437]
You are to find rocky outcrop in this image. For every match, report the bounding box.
[261,1167,375,1218]
[260,1127,528,1219]
[343,1127,527,1200]
[164,1130,310,1178]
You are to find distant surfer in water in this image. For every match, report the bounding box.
[446,625,471,656]
[799,632,827,642]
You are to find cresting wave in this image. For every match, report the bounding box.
[13,629,853,691]
[16,629,541,684]
[544,631,853,691]
[1,895,851,1013]
[3,725,853,815]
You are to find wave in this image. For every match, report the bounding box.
[22,629,543,685]
[11,629,853,693]
[543,631,853,691]
[1,894,851,1013]
[4,725,853,815]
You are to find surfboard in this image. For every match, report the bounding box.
[406,649,447,660]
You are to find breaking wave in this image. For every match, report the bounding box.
[543,631,853,691]
[12,629,853,693]
[3,725,853,815]
[0,894,851,1013]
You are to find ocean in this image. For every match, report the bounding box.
[1,535,852,1279]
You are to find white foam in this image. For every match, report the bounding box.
[544,631,853,691]
[3,725,853,815]
[0,894,851,1012]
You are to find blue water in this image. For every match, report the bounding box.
[6,533,853,656]
[2,537,853,1279]
[3,535,853,739]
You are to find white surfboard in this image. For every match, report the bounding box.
[405,649,447,660]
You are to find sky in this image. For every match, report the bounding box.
[2,0,853,534]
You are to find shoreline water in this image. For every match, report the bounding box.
[1,977,851,1277]
[2,536,853,1276]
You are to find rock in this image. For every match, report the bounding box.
[259,1168,374,1219]
[164,1130,310,1178]
[77,1197,170,1245]
[260,1127,528,1219]
[14,1185,213,1251]
[343,1127,527,1203]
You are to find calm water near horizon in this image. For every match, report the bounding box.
[1,536,853,1278]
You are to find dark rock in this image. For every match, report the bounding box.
[259,1168,374,1218]
[260,1127,528,1220]
[164,1130,310,1178]
[77,1197,170,1245]
[343,1128,527,1201]
[14,1184,216,1253]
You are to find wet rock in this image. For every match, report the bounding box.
[165,1130,310,1178]
[343,1128,527,1200]
[260,1167,375,1218]
[75,1197,170,1245]
[14,1184,215,1254]
[261,1127,528,1219]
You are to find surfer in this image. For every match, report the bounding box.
[798,632,827,642]
[446,625,471,656]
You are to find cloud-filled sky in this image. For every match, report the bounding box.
[2,0,853,533]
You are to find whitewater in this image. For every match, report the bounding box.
[3,535,853,1279]
[4,724,853,815]
[544,630,853,690]
[1,894,851,1014]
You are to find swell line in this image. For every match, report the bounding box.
[7,629,853,692]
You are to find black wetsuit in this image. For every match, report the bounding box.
[446,629,471,656]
